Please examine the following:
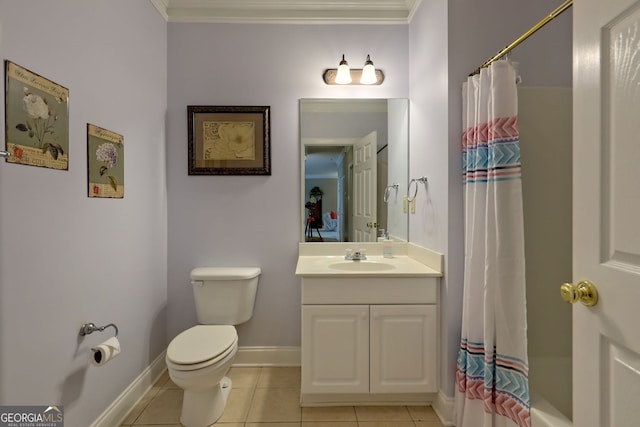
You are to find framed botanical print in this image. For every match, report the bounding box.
[87,124,124,198]
[4,60,69,170]
[187,105,271,175]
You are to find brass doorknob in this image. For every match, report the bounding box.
[366,222,378,228]
[560,280,598,307]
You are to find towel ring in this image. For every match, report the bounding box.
[407,176,428,203]
[383,183,399,203]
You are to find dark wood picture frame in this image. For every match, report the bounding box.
[188,105,271,175]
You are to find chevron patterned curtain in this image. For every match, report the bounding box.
[454,61,530,427]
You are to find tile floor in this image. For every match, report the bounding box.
[121,367,444,427]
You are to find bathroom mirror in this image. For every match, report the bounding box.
[300,98,409,243]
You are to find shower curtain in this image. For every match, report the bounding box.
[454,61,530,427]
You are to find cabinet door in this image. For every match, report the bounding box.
[370,305,437,393]
[302,305,369,394]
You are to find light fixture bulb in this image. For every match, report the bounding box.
[335,54,352,84]
[360,54,377,84]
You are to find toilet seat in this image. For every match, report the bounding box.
[167,325,237,371]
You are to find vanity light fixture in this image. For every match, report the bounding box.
[335,54,352,84]
[360,55,377,84]
[323,54,385,86]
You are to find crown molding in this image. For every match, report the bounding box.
[150,0,421,23]
[150,0,170,20]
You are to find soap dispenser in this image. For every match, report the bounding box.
[382,231,393,258]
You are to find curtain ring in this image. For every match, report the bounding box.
[407,178,418,202]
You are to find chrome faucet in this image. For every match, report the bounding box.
[345,250,367,261]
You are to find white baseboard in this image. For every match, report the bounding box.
[433,390,455,426]
[90,351,167,427]
[233,346,301,367]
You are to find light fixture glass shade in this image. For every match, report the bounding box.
[335,54,352,84]
[360,55,377,84]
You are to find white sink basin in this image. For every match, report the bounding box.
[328,260,396,272]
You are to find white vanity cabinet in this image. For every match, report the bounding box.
[369,304,437,393]
[300,275,439,404]
[302,304,370,394]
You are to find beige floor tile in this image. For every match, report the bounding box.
[133,388,183,424]
[216,386,254,423]
[245,423,300,427]
[153,370,170,387]
[357,422,416,427]
[246,388,302,422]
[302,406,357,422]
[120,386,163,425]
[414,421,444,427]
[131,425,182,427]
[407,405,440,421]
[227,366,261,388]
[303,422,358,427]
[257,366,301,388]
[122,366,445,427]
[354,406,412,422]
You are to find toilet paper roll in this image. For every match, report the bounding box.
[91,337,121,366]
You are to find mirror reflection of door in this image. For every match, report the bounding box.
[353,131,377,242]
[304,143,351,242]
[304,133,380,243]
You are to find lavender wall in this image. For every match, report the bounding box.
[0,2,167,426]
[166,23,409,345]
[408,0,452,398]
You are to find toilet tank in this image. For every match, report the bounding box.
[190,267,261,325]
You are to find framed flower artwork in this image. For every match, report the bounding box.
[87,124,124,198]
[187,105,271,175]
[4,60,69,170]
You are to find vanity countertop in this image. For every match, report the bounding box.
[296,241,444,278]
[295,254,442,278]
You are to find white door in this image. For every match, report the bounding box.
[301,305,369,394]
[338,175,345,242]
[369,304,437,394]
[573,0,640,425]
[353,132,377,242]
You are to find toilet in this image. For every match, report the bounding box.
[166,267,261,427]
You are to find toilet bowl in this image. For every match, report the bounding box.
[167,325,238,426]
[166,267,260,427]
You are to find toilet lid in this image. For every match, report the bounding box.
[167,325,237,365]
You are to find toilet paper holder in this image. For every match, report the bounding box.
[79,322,119,337]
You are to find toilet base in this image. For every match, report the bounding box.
[180,376,233,427]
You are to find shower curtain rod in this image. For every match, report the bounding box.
[469,0,573,76]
